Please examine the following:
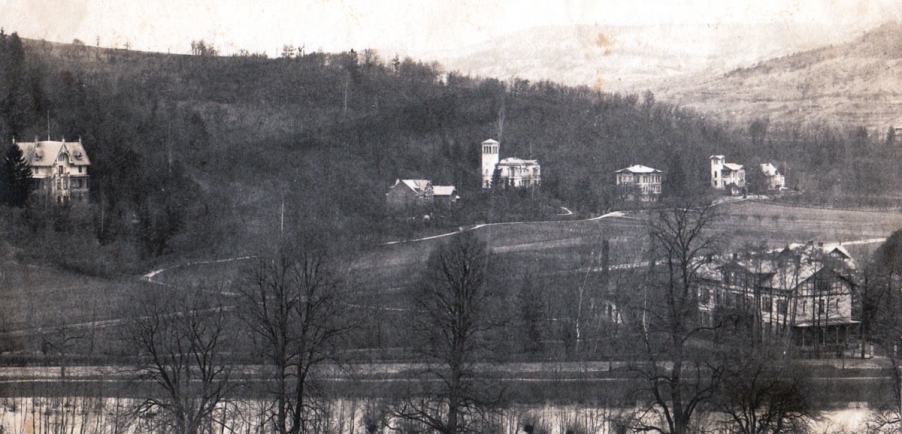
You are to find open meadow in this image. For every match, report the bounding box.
[4,200,902,347]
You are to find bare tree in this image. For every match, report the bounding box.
[714,327,815,434]
[396,232,505,434]
[238,237,349,434]
[124,284,234,434]
[625,203,723,434]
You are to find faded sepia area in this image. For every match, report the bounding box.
[1,1,902,433]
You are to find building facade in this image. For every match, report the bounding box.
[760,162,786,190]
[14,138,90,204]
[614,164,662,201]
[386,179,433,211]
[480,139,540,188]
[697,243,857,350]
[710,155,745,194]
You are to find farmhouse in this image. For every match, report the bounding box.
[480,139,541,188]
[760,162,786,190]
[710,155,745,194]
[14,138,90,204]
[614,164,662,201]
[697,242,857,350]
[386,179,433,211]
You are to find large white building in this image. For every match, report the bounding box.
[614,164,663,201]
[710,155,745,194]
[480,139,540,188]
[14,138,90,204]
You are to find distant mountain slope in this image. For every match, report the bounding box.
[653,22,902,130]
[422,23,865,94]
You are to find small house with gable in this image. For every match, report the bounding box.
[386,179,433,211]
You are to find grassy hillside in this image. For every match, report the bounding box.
[656,22,902,130]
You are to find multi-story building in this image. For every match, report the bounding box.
[14,138,90,204]
[614,164,663,201]
[480,139,540,188]
[710,155,745,194]
[760,162,786,190]
[697,242,857,350]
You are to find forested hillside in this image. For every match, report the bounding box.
[0,33,898,273]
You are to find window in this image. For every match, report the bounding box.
[79,166,83,173]
[777,300,788,316]
[699,287,710,304]
[818,298,825,315]
[801,300,807,314]
[816,278,829,292]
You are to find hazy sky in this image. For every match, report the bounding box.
[1,0,899,56]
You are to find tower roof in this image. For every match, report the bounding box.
[482,139,499,145]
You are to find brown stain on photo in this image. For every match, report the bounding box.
[596,32,613,56]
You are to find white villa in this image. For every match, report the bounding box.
[710,155,745,194]
[761,162,786,190]
[614,164,663,201]
[480,139,540,188]
[14,138,90,204]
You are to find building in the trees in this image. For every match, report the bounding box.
[433,185,459,207]
[697,242,857,350]
[480,139,540,188]
[14,138,90,204]
[386,179,433,211]
[614,164,662,201]
[760,162,786,190]
[710,155,745,195]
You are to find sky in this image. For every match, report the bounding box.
[0,0,899,57]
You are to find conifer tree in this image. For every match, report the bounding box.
[1,142,32,207]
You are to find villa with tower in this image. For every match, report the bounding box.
[480,139,541,188]
[710,155,745,195]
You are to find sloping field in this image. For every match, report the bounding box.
[0,260,146,335]
[3,201,901,341]
[354,201,902,278]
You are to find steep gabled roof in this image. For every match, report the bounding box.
[400,179,431,193]
[16,140,91,167]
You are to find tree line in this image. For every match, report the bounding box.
[0,35,900,275]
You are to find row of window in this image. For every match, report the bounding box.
[616,174,662,184]
[701,285,845,317]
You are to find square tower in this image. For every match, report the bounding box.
[481,139,499,188]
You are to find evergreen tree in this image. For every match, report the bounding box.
[1,142,32,206]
